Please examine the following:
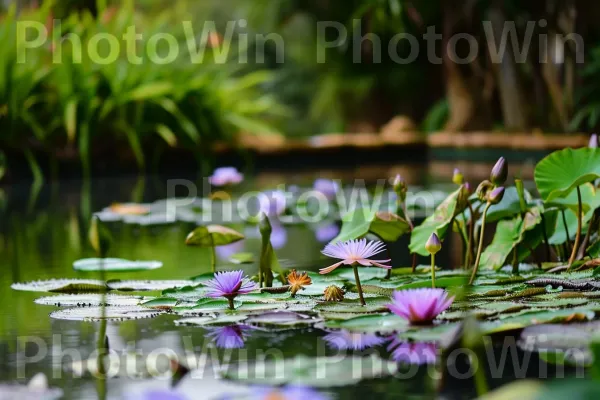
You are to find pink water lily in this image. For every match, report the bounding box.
[320,239,391,274]
[387,339,438,365]
[387,288,454,324]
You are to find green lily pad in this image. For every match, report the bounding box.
[315,297,390,314]
[481,308,595,334]
[141,297,180,309]
[35,294,145,307]
[221,355,399,387]
[73,258,163,272]
[107,280,194,292]
[534,147,600,202]
[50,306,163,321]
[331,208,411,244]
[245,311,319,328]
[11,279,107,293]
[174,314,248,326]
[409,186,466,256]
[323,313,409,333]
[186,225,244,247]
[229,252,255,264]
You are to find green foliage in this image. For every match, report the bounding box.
[332,208,410,243]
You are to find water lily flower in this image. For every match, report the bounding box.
[286,270,312,297]
[259,190,287,217]
[590,134,598,148]
[209,167,243,187]
[387,339,437,365]
[425,233,442,255]
[487,186,505,205]
[387,288,454,324]
[323,331,386,351]
[392,174,408,202]
[205,271,258,309]
[315,223,340,243]
[320,239,391,275]
[206,325,252,349]
[313,178,339,200]
[490,157,508,186]
[323,285,345,302]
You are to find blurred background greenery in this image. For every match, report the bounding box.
[1,0,600,180]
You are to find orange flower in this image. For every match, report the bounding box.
[286,270,312,297]
[324,285,345,302]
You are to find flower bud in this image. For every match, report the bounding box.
[452,168,464,185]
[258,212,272,236]
[425,233,442,255]
[487,186,505,205]
[590,134,598,148]
[392,174,408,203]
[490,157,508,185]
[324,285,345,302]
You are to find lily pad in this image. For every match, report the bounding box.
[73,258,163,272]
[245,311,319,328]
[175,314,248,326]
[221,355,399,387]
[49,306,163,321]
[323,313,408,334]
[11,279,107,293]
[35,294,145,307]
[185,225,244,247]
[107,280,194,292]
[534,147,600,201]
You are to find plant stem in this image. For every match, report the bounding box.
[540,213,551,261]
[210,246,216,273]
[561,209,572,252]
[577,212,597,260]
[411,253,417,273]
[227,297,235,310]
[466,203,476,269]
[511,247,518,274]
[97,256,107,377]
[455,219,469,268]
[469,202,492,285]
[353,264,366,306]
[431,253,436,288]
[567,186,583,271]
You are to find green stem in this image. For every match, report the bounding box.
[431,253,436,288]
[511,246,518,275]
[561,209,572,252]
[97,256,107,377]
[466,203,476,269]
[469,202,492,285]
[353,264,366,306]
[210,245,216,273]
[410,253,417,274]
[227,297,235,310]
[473,352,489,397]
[567,186,583,271]
[455,219,469,267]
[540,213,551,261]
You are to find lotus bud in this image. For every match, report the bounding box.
[425,233,442,255]
[452,168,464,185]
[258,212,272,236]
[487,186,505,205]
[476,180,494,202]
[463,182,472,194]
[590,134,598,148]
[392,174,408,202]
[490,157,508,185]
[457,183,471,209]
[324,285,345,302]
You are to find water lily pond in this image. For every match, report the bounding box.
[2,148,600,399]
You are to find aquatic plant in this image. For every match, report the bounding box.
[185,225,244,273]
[209,167,244,187]
[287,270,312,297]
[323,285,345,302]
[320,239,391,306]
[387,288,454,324]
[323,331,386,351]
[452,168,464,185]
[258,214,287,288]
[206,325,252,349]
[205,271,258,310]
[425,233,442,288]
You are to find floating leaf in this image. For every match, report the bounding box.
[481,308,595,334]
[141,297,179,309]
[409,187,466,256]
[107,280,194,292]
[186,225,244,247]
[229,252,255,264]
[175,315,248,326]
[245,311,319,328]
[478,380,544,400]
[73,258,163,272]
[323,313,408,334]
[50,306,163,321]
[222,355,399,387]
[35,294,145,307]
[331,208,410,243]
[11,279,107,293]
[534,147,600,202]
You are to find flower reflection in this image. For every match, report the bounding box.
[387,339,437,365]
[314,223,340,243]
[206,325,252,349]
[137,389,188,400]
[215,240,245,261]
[252,386,329,400]
[323,331,386,351]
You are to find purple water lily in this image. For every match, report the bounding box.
[387,288,454,324]
[206,325,252,349]
[209,167,243,187]
[388,339,438,365]
[323,331,386,351]
[313,179,339,200]
[315,223,340,243]
[205,271,258,309]
[320,239,391,274]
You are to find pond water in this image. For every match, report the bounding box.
[0,162,571,399]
